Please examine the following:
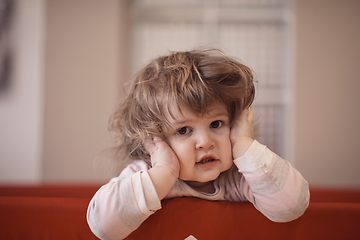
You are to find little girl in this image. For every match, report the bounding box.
[87,49,310,240]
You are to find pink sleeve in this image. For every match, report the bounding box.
[87,161,161,240]
[234,140,310,222]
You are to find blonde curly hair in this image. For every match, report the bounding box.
[109,49,255,164]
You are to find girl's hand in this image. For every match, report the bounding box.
[144,137,180,200]
[144,136,180,178]
[230,107,255,159]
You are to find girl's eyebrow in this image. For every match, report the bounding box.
[171,110,228,126]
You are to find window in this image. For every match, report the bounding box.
[129,0,295,162]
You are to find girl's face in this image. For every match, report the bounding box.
[163,102,233,183]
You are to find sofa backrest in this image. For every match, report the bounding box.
[1,185,360,240]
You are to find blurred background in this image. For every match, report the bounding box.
[0,0,359,188]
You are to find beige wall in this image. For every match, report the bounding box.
[295,0,360,187]
[0,0,44,183]
[43,0,122,182]
[2,0,359,187]
[42,0,359,186]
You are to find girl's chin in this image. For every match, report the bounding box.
[180,173,220,183]
[182,169,232,182]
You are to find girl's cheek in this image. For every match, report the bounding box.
[168,140,181,154]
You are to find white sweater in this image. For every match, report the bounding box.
[87,140,310,240]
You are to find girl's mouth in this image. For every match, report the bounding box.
[196,155,219,168]
[196,157,216,164]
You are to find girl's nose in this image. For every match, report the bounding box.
[195,131,215,150]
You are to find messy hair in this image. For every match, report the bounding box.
[109,49,255,163]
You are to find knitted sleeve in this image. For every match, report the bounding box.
[87,160,161,240]
[232,140,310,222]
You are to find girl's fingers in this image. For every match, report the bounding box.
[144,136,165,155]
[240,107,254,123]
[144,138,155,155]
[248,107,254,123]
[152,136,163,143]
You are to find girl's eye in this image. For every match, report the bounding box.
[177,127,190,135]
[210,120,222,129]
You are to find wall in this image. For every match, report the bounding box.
[295,0,360,187]
[42,0,122,183]
[1,0,359,187]
[0,0,45,183]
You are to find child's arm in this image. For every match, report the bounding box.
[230,107,310,222]
[87,138,179,240]
[87,161,160,240]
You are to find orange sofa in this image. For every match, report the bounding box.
[1,185,360,240]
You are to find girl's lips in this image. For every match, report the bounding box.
[196,154,217,164]
[196,155,219,168]
[195,159,219,168]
